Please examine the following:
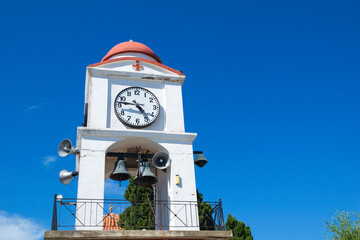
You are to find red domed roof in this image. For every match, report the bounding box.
[103,212,122,230]
[102,40,162,63]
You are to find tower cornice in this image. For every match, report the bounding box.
[89,57,184,76]
[77,127,197,143]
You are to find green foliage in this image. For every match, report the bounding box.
[325,211,360,240]
[225,214,253,240]
[119,177,155,230]
[197,190,215,230]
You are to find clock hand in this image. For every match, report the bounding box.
[132,100,145,107]
[118,101,136,105]
[133,100,149,120]
[117,101,144,106]
[138,106,149,120]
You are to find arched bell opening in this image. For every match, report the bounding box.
[104,137,169,186]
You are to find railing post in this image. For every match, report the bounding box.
[51,194,58,230]
[219,198,225,230]
[134,190,137,229]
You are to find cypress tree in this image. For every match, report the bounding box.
[119,177,155,230]
[225,214,253,240]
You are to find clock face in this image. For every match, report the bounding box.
[114,87,160,128]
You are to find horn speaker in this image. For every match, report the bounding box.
[58,139,79,157]
[152,152,170,169]
[59,169,79,185]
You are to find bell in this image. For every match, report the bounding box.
[133,161,158,187]
[194,153,208,167]
[110,159,131,181]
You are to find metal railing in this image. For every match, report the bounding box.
[51,195,224,231]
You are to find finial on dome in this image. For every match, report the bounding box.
[129,39,133,42]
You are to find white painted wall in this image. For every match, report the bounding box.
[87,76,108,128]
[76,141,106,230]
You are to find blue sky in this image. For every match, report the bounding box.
[0,0,359,239]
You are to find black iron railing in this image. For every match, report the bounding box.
[51,195,224,231]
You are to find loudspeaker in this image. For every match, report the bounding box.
[59,170,79,185]
[58,139,79,157]
[152,152,170,169]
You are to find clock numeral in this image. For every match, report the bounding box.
[150,112,155,117]
[153,105,157,110]
[134,90,140,95]
[120,110,124,116]
[144,92,147,97]
[136,118,140,124]
[145,118,149,122]
[127,92,131,97]
[117,102,122,108]
[127,116,131,121]
[149,97,153,103]
[120,96,126,101]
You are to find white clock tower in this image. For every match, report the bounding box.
[75,40,199,230]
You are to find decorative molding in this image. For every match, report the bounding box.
[87,67,185,84]
[77,127,197,142]
[89,57,184,75]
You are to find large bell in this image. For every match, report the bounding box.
[194,153,208,167]
[110,158,131,181]
[133,161,158,187]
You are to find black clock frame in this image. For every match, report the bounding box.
[114,86,160,129]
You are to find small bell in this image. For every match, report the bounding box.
[110,158,131,181]
[194,153,208,167]
[133,161,157,187]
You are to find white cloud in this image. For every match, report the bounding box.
[25,105,42,112]
[43,156,57,166]
[0,211,45,240]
